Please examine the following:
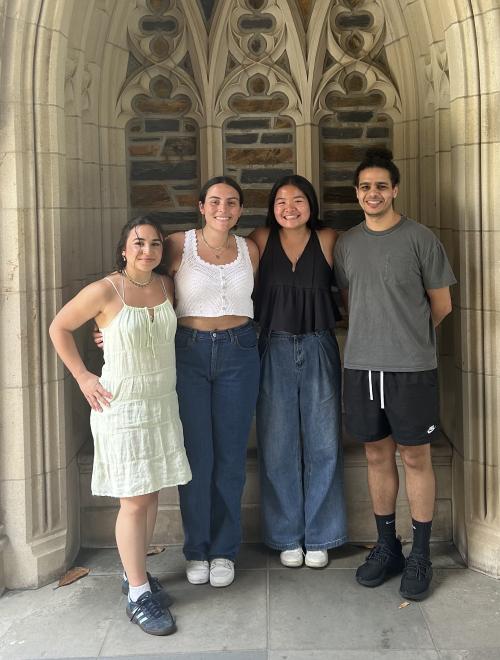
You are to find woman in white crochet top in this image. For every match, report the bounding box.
[166,176,260,588]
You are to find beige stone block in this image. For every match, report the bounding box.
[446,18,480,101]
[481,141,500,233]
[422,0,446,42]
[459,372,500,464]
[82,121,100,164]
[401,2,429,59]
[480,92,500,142]
[35,102,65,155]
[33,26,67,108]
[0,151,23,210]
[438,1,471,26]
[6,1,42,23]
[450,95,481,146]
[0,207,23,292]
[81,161,101,208]
[436,107,451,151]
[36,152,67,209]
[0,290,28,388]
[103,126,127,167]
[460,308,500,375]
[466,519,500,577]
[0,17,36,105]
[64,116,82,161]
[85,6,111,65]
[475,9,500,94]
[101,165,127,209]
[0,100,34,154]
[457,228,481,311]
[0,386,28,480]
[452,451,467,554]
[450,144,481,231]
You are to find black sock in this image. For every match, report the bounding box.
[411,518,432,557]
[375,513,397,546]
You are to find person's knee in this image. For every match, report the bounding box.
[398,444,431,471]
[364,438,396,467]
[120,493,156,515]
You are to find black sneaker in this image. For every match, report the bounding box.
[356,539,405,587]
[121,571,173,608]
[126,591,176,636]
[399,553,433,601]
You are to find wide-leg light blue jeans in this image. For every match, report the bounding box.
[256,330,347,551]
[175,322,260,561]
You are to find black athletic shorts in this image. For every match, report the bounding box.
[343,368,440,446]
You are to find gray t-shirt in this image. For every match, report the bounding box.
[334,216,456,372]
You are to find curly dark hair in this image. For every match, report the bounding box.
[265,174,321,231]
[353,147,400,187]
[114,216,167,275]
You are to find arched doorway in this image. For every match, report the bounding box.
[1,0,498,589]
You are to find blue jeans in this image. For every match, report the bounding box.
[256,330,347,551]
[175,322,260,561]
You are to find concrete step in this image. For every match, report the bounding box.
[78,430,452,548]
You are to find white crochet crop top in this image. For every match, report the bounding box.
[174,229,254,319]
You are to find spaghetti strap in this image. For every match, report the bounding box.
[104,276,125,303]
[159,275,168,300]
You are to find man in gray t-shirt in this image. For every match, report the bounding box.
[334,148,456,601]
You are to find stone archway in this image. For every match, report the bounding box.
[1,0,499,590]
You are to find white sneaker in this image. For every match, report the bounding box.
[305,549,328,568]
[280,547,304,567]
[209,558,235,587]
[186,560,209,584]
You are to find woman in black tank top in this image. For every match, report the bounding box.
[250,175,347,568]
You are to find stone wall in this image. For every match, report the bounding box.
[320,73,392,231]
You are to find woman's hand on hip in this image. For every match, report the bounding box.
[76,371,113,412]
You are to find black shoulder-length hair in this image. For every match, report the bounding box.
[114,215,167,275]
[265,174,321,230]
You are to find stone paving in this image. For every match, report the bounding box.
[0,543,499,660]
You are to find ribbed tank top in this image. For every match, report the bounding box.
[253,229,339,333]
[174,229,254,319]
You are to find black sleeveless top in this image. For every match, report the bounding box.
[253,229,340,333]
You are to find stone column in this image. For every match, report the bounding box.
[447,1,500,576]
[0,0,82,589]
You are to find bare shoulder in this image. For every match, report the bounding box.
[86,276,118,302]
[165,231,186,252]
[244,236,260,272]
[316,227,338,246]
[248,226,271,257]
[164,231,186,275]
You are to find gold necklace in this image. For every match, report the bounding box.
[123,270,153,287]
[201,228,230,258]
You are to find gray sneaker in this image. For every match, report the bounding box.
[126,591,176,636]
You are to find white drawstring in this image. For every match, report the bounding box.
[368,370,385,409]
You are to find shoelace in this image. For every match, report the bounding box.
[210,558,233,571]
[129,592,164,622]
[147,572,163,594]
[404,555,432,578]
[366,543,394,563]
